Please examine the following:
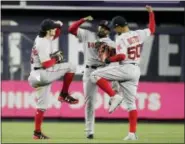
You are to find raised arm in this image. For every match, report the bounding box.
[68,16,93,36]
[146,5,156,35]
[136,6,156,42]
[53,20,63,40]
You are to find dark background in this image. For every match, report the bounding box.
[1,1,185,82]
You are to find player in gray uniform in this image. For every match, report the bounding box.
[28,19,79,139]
[90,6,155,140]
[69,16,116,139]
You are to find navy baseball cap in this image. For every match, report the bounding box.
[110,16,128,28]
[40,19,60,31]
[99,20,111,30]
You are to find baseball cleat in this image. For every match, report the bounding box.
[58,93,79,104]
[87,134,94,139]
[33,131,50,139]
[108,94,123,113]
[123,133,138,140]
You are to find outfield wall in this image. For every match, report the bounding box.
[1,81,184,119]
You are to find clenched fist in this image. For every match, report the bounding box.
[84,16,94,21]
[55,20,63,26]
[146,5,153,13]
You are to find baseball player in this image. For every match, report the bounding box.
[69,17,115,139]
[28,19,79,139]
[90,6,155,140]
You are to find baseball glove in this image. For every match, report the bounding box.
[50,50,64,63]
[95,41,116,62]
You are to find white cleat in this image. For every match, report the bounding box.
[123,133,138,140]
[108,94,123,113]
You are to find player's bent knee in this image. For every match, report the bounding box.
[36,106,47,111]
[69,63,76,73]
[37,108,46,112]
[127,103,137,112]
[36,103,48,111]
[28,74,41,88]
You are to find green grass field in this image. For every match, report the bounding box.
[2,121,184,143]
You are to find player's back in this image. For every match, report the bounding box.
[116,28,151,64]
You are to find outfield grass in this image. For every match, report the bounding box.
[2,121,184,143]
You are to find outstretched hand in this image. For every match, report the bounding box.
[55,20,63,26]
[84,15,94,21]
[146,5,153,13]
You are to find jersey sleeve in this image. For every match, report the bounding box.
[77,28,88,41]
[136,28,151,42]
[37,40,51,63]
[109,41,116,48]
[101,38,116,48]
[105,40,116,48]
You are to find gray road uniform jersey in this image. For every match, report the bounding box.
[77,29,115,66]
[30,36,58,69]
[76,28,115,136]
[28,36,76,110]
[91,28,151,112]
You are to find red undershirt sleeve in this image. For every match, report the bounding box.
[68,18,86,36]
[108,54,126,62]
[42,58,57,69]
[148,12,156,34]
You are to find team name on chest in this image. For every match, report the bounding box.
[127,36,139,45]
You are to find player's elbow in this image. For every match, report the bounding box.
[109,54,126,62]
[68,25,73,33]
[53,28,61,40]
[68,25,77,36]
